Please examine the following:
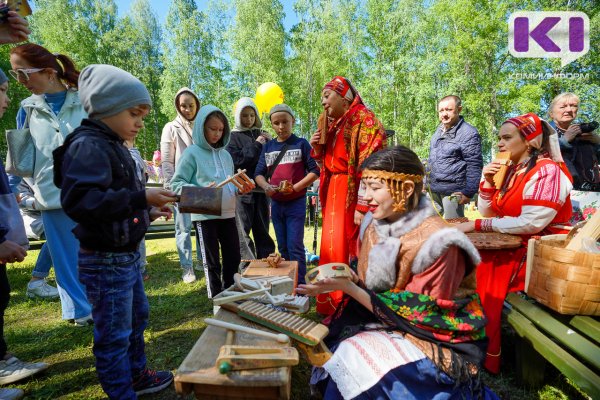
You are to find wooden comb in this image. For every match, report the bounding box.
[235,301,328,346]
[492,152,512,189]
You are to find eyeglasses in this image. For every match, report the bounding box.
[8,68,45,82]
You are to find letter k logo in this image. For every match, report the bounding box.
[514,17,561,52]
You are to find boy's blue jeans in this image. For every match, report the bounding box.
[78,250,148,400]
[271,196,307,284]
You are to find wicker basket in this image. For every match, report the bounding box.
[525,235,600,315]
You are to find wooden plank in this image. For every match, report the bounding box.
[175,308,291,400]
[506,293,600,371]
[570,316,600,346]
[507,309,600,400]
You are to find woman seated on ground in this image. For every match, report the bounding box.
[456,113,573,373]
[298,146,498,400]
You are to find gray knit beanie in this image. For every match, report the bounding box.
[0,68,7,86]
[78,64,152,120]
[269,103,295,120]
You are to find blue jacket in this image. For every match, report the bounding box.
[0,161,28,248]
[171,105,238,222]
[427,117,483,198]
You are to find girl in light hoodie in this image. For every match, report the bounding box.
[171,106,252,298]
[160,88,200,283]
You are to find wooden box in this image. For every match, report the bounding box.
[174,309,291,399]
[242,261,299,292]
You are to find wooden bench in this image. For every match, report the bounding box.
[505,292,600,399]
[174,308,292,399]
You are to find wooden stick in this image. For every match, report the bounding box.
[204,318,290,343]
[213,287,268,306]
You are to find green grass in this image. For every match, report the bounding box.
[2,225,591,399]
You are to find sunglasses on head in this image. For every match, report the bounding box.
[8,68,45,82]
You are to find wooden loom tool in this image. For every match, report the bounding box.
[221,300,333,366]
[492,151,512,189]
[204,318,298,374]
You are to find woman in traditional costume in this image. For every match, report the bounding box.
[309,76,386,315]
[298,146,497,399]
[456,113,573,373]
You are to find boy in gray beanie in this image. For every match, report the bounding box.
[53,64,177,399]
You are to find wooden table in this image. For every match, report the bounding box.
[242,261,299,293]
[174,309,292,399]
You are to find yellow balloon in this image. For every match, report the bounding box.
[255,82,284,115]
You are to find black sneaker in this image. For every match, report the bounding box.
[132,368,173,396]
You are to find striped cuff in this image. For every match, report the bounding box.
[475,219,494,232]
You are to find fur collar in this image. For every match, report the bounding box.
[366,195,436,291]
[365,195,480,291]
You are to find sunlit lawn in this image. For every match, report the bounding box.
[2,216,590,399]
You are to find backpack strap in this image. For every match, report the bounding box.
[265,144,289,181]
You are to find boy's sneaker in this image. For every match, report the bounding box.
[0,388,25,400]
[142,271,150,281]
[26,280,59,299]
[69,314,93,327]
[132,368,173,395]
[182,269,196,284]
[0,355,49,385]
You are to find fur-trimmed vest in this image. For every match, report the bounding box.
[357,196,480,296]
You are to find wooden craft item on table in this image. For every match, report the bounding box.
[242,260,299,294]
[212,287,269,306]
[175,309,292,400]
[216,169,255,192]
[566,211,600,251]
[492,151,512,189]
[216,345,299,374]
[234,301,328,346]
[465,232,522,250]
[242,253,284,268]
[305,262,352,285]
[234,273,293,295]
[205,318,289,343]
[177,186,222,215]
[222,301,333,367]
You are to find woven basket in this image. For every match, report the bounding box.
[526,236,600,315]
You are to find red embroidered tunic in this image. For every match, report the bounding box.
[311,102,386,315]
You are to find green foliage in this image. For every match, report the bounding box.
[1,0,597,162]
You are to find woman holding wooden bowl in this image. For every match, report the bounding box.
[455,113,573,373]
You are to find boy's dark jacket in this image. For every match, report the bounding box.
[53,118,150,252]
